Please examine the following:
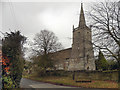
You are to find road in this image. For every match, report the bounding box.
[20,78,106,90]
[20,78,75,88]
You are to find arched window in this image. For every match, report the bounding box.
[87,66,89,70]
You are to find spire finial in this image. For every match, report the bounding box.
[79,3,86,28]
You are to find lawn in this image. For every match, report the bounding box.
[23,75,118,88]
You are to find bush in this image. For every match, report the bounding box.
[2,75,15,88]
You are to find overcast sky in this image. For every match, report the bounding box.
[1,1,92,48]
[0,0,118,58]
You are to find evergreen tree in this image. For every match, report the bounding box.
[96,50,109,70]
[2,31,26,88]
[108,60,118,70]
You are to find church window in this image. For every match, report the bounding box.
[66,58,69,60]
[78,32,80,36]
[87,67,89,70]
[66,58,69,62]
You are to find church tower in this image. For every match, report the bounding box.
[68,3,95,70]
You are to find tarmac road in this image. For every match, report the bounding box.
[20,78,107,90]
[20,78,75,88]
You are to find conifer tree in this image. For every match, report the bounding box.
[96,50,109,70]
[2,31,26,88]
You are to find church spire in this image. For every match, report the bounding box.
[79,3,86,27]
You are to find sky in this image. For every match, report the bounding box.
[0,0,118,58]
[1,1,92,48]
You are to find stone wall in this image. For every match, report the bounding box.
[74,70,118,81]
[50,48,72,70]
[46,70,118,81]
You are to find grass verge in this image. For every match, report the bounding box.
[23,74,118,88]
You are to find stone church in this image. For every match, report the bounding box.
[51,3,96,71]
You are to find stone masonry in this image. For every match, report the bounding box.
[51,3,96,71]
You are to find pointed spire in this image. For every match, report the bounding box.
[79,3,86,28]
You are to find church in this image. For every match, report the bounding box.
[51,3,96,71]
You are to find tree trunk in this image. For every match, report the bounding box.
[118,55,120,89]
[117,48,120,88]
[118,68,120,89]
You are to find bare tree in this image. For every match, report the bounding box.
[32,30,63,75]
[89,1,120,86]
[33,30,62,55]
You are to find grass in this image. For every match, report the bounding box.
[23,74,118,88]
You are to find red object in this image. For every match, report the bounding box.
[0,50,10,73]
